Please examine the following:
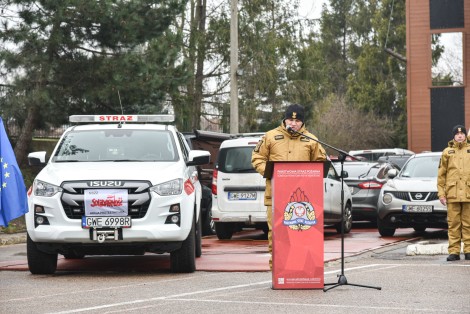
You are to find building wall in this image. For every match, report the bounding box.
[406,0,470,152]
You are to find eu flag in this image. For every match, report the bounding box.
[0,117,28,227]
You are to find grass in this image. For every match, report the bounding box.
[0,216,26,234]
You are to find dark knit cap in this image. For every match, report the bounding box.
[452,125,466,136]
[284,104,305,122]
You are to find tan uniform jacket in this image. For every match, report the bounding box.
[251,123,327,206]
[437,139,470,203]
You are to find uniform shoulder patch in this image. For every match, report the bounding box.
[274,135,284,140]
[254,139,264,153]
[448,150,455,154]
[300,136,310,142]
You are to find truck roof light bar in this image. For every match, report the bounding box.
[69,115,175,123]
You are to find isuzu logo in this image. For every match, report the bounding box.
[88,181,124,187]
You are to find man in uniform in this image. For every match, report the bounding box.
[437,125,470,261]
[251,104,327,269]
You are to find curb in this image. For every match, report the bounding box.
[406,240,449,256]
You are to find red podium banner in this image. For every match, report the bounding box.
[271,162,325,289]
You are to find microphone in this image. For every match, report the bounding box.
[286,125,295,134]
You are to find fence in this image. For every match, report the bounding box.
[6,122,68,139]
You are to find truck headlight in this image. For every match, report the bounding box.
[34,180,63,197]
[150,179,183,196]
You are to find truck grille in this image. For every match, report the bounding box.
[61,181,151,219]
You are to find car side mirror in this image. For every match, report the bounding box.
[387,169,398,179]
[341,170,348,179]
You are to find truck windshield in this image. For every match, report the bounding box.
[52,129,178,162]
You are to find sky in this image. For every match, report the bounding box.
[298,0,326,20]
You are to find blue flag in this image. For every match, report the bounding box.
[0,117,28,227]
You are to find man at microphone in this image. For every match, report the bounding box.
[251,103,327,269]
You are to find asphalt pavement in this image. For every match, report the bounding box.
[1,229,469,314]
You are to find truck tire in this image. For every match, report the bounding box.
[170,218,196,273]
[27,234,58,275]
[215,222,234,240]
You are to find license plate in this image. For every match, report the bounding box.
[228,192,257,200]
[402,205,433,213]
[82,216,132,229]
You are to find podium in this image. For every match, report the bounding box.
[265,161,329,289]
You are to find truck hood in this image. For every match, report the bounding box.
[36,162,186,186]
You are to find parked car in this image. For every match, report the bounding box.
[377,154,414,170]
[349,148,415,162]
[211,137,353,240]
[377,152,447,237]
[183,130,231,236]
[337,161,400,222]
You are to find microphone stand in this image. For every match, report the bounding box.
[287,127,381,292]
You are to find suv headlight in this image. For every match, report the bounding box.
[382,193,393,205]
[34,180,63,197]
[150,179,183,196]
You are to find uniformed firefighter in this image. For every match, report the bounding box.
[437,125,470,261]
[251,104,327,269]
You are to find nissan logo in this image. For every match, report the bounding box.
[415,193,423,200]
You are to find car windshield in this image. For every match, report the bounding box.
[52,129,178,162]
[218,146,256,173]
[399,155,440,178]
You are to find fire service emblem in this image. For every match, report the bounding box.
[283,187,317,231]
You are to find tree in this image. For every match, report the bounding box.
[0,0,188,164]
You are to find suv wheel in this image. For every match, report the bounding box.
[202,200,214,236]
[377,218,396,237]
[335,202,353,234]
[27,234,58,275]
[170,218,196,273]
[215,222,234,240]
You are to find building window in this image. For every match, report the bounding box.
[431,32,463,87]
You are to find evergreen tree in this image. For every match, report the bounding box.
[0,0,188,164]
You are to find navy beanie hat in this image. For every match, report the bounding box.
[284,104,305,122]
[452,125,466,136]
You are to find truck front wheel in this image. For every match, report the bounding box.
[170,218,196,273]
[27,234,58,275]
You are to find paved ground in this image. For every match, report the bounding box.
[1,233,469,314]
[0,226,452,272]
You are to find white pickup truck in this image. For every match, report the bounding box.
[26,114,210,274]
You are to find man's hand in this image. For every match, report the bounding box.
[439,197,447,206]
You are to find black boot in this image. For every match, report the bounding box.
[446,254,460,261]
[465,253,470,260]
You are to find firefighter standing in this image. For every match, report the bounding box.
[251,104,327,269]
[437,125,470,261]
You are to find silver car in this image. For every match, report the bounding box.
[377,152,447,237]
[338,161,399,222]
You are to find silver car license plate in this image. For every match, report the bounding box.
[402,205,433,213]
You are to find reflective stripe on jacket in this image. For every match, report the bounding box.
[251,123,327,206]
